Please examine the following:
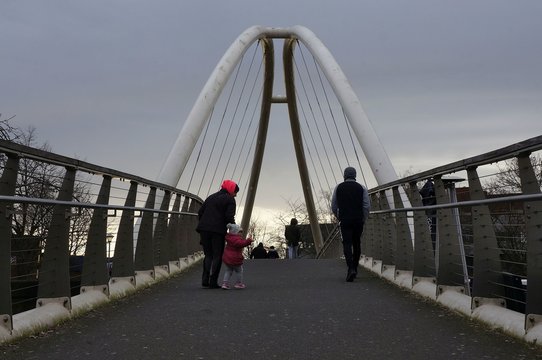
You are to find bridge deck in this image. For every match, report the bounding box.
[1,259,541,359]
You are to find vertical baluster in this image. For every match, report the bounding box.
[434,176,465,293]
[379,190,396,267]
[408,180,436,279]
[0,154,19,331]
[112,181,137,280]
[517,153,542,330]
[467,167,505,308]
[135,187,156,274]
[166,193,182,264]
[393,186,413,271]
[37,167,76,309]
[81,175,111,290]
[187,198,200,255]
[156,190,171,267]
[178,196,191,257]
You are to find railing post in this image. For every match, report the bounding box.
[407,181,435,280]
[156,190,172,267]
[370,193,383,271]
[467,167,505,308]
[434,176,466,294]
[0,154,19,331]
[393,186,413,271]
[166,194,182,262]
[517,153,542,329]
[81,175,111,290]
[178,196,191,257]
[135,187,157,274]
[379,190,396,267]
[37,166,76,309]
[111,181,137,280]
[188,198,200,255]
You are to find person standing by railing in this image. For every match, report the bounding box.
[196,179,239,289]
[331,167,370,282]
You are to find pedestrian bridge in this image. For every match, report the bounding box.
[1,25,542,357]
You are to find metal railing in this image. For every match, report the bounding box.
[357,135,542,333]
[0,139,203,333]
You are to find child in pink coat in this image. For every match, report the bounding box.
[221,223,253,289]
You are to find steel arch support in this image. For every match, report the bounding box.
[157,25,398,188]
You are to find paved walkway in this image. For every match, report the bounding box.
[1,259,541,359]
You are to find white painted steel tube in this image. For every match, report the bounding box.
[157,25,398,187]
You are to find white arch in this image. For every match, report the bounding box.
[157,25,398,187]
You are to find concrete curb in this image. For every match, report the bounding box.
[359,256,541,346]
[0,252,204,344]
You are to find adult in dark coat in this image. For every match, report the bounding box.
[284,218,301,259]
[250,242,267,259]
[196,179,239,288]
[331,167,370,282]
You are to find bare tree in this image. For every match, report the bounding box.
[1,119,94,255]
[481,155,542,275]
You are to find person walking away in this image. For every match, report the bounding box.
[250,242,267,259]
[331,167,370,282]
[221,223,252,289]
[196,179,239,288]
[267,246,280,259]
[284,218,301,259]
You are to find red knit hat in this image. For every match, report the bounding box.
[221,180,239,195]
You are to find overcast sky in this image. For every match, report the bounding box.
[2,1,541,218]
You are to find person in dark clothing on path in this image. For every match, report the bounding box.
[267,246,280,259]
[196,179,239,288]
[284,218,301,259]
[331,167,370,282]
[250,242,267,259]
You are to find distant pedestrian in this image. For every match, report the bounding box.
[267,246,280,259]
[250,242,267,259]
[221,224,252,289]
[196,179,239,289]
[331,167,370,282]
[284,218,301,259]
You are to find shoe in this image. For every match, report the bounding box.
[221,282,230,290]
[202,281,210,288]
[346,269,355,282]
[234,283,246,289]
[209,283,221,289]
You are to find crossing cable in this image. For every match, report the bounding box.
[292,58,334,193]
[298,44,342,182]
[294,86,335,234]
[312,55,351,168]
[187,108,214,194]
[220,43,264,183]
[341,108,368,186]
[235,91,263,209]
[231,87,263,182]
[293,49,339,187]
[199,48,246,197]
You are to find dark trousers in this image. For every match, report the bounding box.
[340,221,364,271]
[200,231,225,286]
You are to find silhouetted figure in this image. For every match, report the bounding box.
[267,246,280,259]
[285,218,301,259]
[331,167,370,282]
[196,179,239,289]
[250,242,267,259]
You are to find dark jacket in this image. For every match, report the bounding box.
[284,225,301,247]
[331,179,370,226]
[250,244,267,259]
[196,189,236,235]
